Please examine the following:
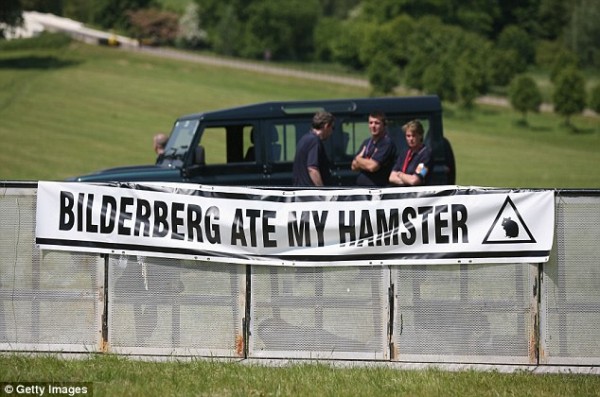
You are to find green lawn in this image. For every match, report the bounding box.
[1,34,600,396]
[1,36,598,187]
[444,104,600,188]
[0,38,368,181]
[1,355,599,397]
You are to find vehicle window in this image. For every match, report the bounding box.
[197,125,255,165]
[271,121,311,163]
[341,117,430,156]
[165,119,199,156]
[341,120,370,158]
[272,123,292,162]
[200,126,226,164]
[244,126,256,162]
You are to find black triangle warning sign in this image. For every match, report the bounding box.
[482,196,536,244]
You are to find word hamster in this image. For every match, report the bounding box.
[58,191,469,248]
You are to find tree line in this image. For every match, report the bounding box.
[3,0,600,122]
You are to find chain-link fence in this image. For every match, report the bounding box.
[1,184,599,365]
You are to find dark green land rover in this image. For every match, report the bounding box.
[71,96,455,186]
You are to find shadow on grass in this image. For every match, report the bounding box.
[0,56,81,70]
[513,119,528,128]
[444,107,477,120]
[511,119,550,132]
[568,125,596,134]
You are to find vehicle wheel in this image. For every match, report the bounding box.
[443,137,456,185]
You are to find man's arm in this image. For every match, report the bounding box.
[308,167,324,186]
[353,156,381,172]
[389,171,421,186]
[351,147,381,172]
[389,170,403,186]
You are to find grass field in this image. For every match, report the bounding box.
[0,34,598,187]
[2,355,600,397]
[1,34,600,396]
[0,35,368,181]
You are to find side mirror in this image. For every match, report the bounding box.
[181,163,205,178]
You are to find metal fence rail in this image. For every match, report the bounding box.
[1,183,599,366]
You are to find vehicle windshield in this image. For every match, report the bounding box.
[159,119,199,166]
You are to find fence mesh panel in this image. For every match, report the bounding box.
[0,188,101,351]
[542,195,600,365]
[249,266,389,360]
[108,255,245,356]
[393,263,535,364]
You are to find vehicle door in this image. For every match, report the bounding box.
[264,119,312,187]
[184,121,267,187]
[266,116,368,187]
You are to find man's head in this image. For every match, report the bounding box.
[312,111,335,140]
[402,120,425,150]
[368,111,386,140]
[153,133,168,155]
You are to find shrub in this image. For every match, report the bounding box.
[508,75,542,122]
[497,25,535,71]
[553,68,586,126]
[422,62,455,102]
[127,8,179,46]
[367,55,400,95]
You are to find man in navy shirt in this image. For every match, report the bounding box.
[293,111,335,186]
[351,111,397,186]
[389,120,432,186]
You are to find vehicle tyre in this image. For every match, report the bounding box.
[443,137,456,185]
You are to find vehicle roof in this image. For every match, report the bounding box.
[177,95,441,122]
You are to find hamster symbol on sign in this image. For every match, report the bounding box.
[501,217,519,238]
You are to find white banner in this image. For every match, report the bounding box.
[35,181,555,266]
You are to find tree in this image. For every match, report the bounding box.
[359,15,414,69]
[211,4,241,56]
[508,75,542,122]
[495,0,540,38]
[422,62,455,102]
[401,16,451,91]
[549,48,579,84]
[64,0,94,24]
[92,0,156,31]
[313,17,338,61]
[454,57,480,108]
[21,0,61,14]
[359,0,500,37]
[320,0,361,19]
[488,48,521,86]
[564,0,600,68]
[367,55,400,95]
[452,38,491,107]
[176,2,207,49]
[127,8,179,46]
[403,52,429,91]
[553,68,586,127]
[537,0,570,40]
[330,20,371,70]
[590,84,600,115]
[0,0,23,39]
[497,25,534,71]
[536,40,572,69]
[239,0,319,60]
